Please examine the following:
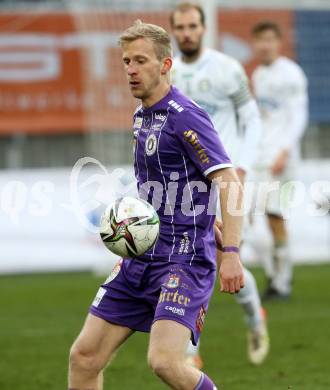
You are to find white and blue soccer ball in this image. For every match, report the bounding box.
[100,196,160,258]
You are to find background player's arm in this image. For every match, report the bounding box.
[208,167,244,293]
[229,62,262,181]
[272,71,308,175]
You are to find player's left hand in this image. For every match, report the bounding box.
[219,253,244,294]
[271,149,289,175]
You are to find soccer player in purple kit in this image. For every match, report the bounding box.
[68,20,244,390]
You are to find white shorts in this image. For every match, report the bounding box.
[249,166,295,218]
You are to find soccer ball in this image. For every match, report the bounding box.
[99,196,160,258]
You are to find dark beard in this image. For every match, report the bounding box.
[180,47,200,58]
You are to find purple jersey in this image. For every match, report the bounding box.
[133,86,232,268]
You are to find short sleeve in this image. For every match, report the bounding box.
[175,105,233,177]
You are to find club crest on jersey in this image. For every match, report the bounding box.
[145,133,157,156]
[166,274,180,289]
[198,78,211,92]
[183,130,209,164]
[143,116,151,128]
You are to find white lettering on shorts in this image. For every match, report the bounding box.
[164,305,185,316]
[92,287,106,307]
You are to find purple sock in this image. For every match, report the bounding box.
[195,373,217,390]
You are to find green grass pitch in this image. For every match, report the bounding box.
[1,264,330,390]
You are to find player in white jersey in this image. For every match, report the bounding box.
[170,2,269,366]
[251,21,308,300]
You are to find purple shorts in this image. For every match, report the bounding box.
[89,259,216,345]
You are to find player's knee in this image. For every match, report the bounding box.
[69,342,104,375]
[148,350,178,380]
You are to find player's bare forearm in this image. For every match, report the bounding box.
[208,167,244,293]
[208,167,243,247]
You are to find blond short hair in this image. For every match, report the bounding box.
[118,19,172,60]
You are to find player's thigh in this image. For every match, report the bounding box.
[251,169,280,216]
[71,313,134,366]
[268,166,295,217]
[267,213,287,240]
[148,319,191,361]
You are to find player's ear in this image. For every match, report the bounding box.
[161,57,172,75]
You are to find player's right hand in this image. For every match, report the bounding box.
[219,253,245,294]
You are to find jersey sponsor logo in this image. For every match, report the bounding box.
[166,274,180,289]
[196,305,206,332]
[133,116,143,129]
[164,305,185,316]
[183,130,210,164]
[158,289,191,307]
[155,113,166,121]
[178,232,190,255]
[151,123,162,131]
[145,133,157,156]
